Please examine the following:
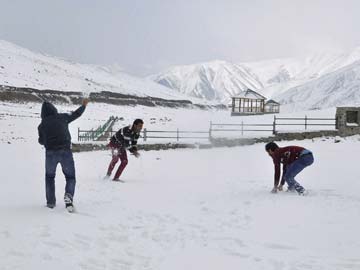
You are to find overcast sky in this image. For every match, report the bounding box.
[1,0,360,75]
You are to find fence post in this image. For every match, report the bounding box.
[78,127,80,141]
[241,121,244,136]
[272,115,277,135]
[305,115,307,130]
[209,121,212,141]
[335,116,338,129]
[177,128,179,142]
[143,128,147,142]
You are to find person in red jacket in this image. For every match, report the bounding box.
[265,142,314,195]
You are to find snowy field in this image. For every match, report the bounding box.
[0,101,359,270]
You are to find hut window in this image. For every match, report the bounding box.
[346,111,359,126]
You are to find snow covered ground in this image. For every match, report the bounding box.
[1,101,359,269]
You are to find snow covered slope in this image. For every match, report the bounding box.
[149,60,264,104]
[245,48,360,98]
[0,40,198,101]
[275,60,360,111]
[150,48,360,107]
[2,38,360,110]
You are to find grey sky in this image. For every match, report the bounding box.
[1,0,360,75]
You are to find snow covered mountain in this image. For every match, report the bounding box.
[150,48,360,108]
[245,48,360,98]
[149,60,264,104]
[2,38,360,110]
[275,60,360,111]
[0,40,200,102]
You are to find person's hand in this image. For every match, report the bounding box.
[278,185,283,191]
[271,186,278,193]
[133,151,140,158]
[82,98,89,106]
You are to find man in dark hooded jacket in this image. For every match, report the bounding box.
[38,99,89,212]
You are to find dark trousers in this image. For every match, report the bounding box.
[283,153,314,192]
[107,147,128,179]
[45,149,76,204]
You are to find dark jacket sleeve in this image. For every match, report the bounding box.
[131,133,139,146]
[64,105,86,123]
[122,126,132,139]
[38,124,44,145]
[111,128,124,147]
[129,133,140,153]
[122,126,135,148]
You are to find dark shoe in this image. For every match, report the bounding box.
[64,193,74,211]
[112,178,125,183]
[66,204,75,213]
[298,189,308,196]
[46,203,56,209]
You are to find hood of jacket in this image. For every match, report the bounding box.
[41,102,58,119]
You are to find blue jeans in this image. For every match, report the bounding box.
[45,149,76,205]
[283,151,314,193]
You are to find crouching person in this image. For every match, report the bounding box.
[265,142,314,195]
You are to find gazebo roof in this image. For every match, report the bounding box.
[233,89,266,100]
[265,99,280,105]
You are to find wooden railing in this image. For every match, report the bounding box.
[272,116,336,134]
[77,115,337,142]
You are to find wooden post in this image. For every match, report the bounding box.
[262,100,265,113]
[272,115,276,135]
[305,115,308,130]
[143,128,147,142]
[209,121,212,141]
[78,127,80,141]
[335,115,338,129]
[241,121,244,136]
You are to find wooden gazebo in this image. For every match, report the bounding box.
[231,89,266,116]
[264,99,280,114]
